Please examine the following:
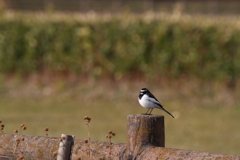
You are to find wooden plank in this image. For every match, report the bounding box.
[126,114,165,159]
[57,134,75,160]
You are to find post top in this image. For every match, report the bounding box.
[61,134,75,141]
[127,114,164,118]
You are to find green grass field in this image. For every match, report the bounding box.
[0,80,239,155]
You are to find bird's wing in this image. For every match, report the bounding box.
[146,92,159,102]
[146,91,164,107]
[148,97,174,118]
[146,91,174,118]
[149,98,174,118]
[148,96,163,107]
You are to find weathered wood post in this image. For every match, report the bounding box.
[57,134,75,160]
[126,114,164,160]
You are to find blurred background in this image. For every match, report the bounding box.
[0,0,240,156]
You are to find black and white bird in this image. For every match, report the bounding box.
[138,88,174,118]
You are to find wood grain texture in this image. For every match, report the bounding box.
[0,134,60,160]
[57,134,74,160]
[126,114,164,160]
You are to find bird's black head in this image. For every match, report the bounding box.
[140,88,149,94]
[139,88,150,99]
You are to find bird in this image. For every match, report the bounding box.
[138,88,174,118]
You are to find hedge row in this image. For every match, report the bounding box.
[0,12,240,83]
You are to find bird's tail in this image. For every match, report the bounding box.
[161,107,175,118]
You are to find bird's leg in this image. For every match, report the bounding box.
[145,109,150,115]
[149,108,153,115]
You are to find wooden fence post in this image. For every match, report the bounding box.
[57,134,75,160]
[126,114,165,160]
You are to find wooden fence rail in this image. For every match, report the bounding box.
[0,114,239,160]
[3,0,240,14]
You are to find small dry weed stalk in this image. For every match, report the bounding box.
[44,128,49,136]
[13,137,25,160]
[19,124,27,135]
[106,130,116,144]
[0,120,4,134]
[83,116,92,159]
[12,124,27,159]
[83,116,91,140]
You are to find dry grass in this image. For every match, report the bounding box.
[0,78,240,155]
